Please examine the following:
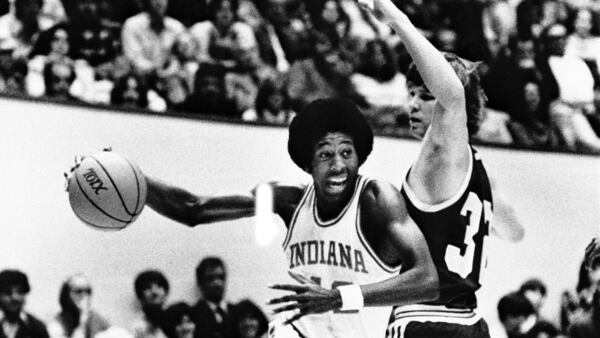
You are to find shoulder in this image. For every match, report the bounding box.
[24,314,49,334]
[360,179,406,214]
[189,21,213,36]
[123,13,146,28]
[164,17,185,32]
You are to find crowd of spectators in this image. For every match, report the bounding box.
[496,237,600,338]
[0,257,269,338]
[1,0,600,153]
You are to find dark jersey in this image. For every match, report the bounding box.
[401,147,493,309]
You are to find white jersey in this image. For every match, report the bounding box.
[280,176,401,338]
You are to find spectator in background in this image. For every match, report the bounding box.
[26,23,73,97]
[498,291,537,338]
[42,59,77,101]
[519,278,549,323]
[189,0,258,71]
[0,0,43,57]
[0,57,29,96]
[567,237,600,338]
[565,7,600,69]
[161,303,195,338]
[227,300,267,338]
[284,30,366,112]
[169,32,199,93]
[110,74,150,110]
[66,0,120,68]
[252,0,311,68]
[306,0,351,49]
[47,274,110,338]
[225,72,258,119]
[176,62,235,117]
[191,257,232,338]
[122,0,185,77]
[538,22,600,153]
[243,75,294,124]
[351,38,408,133]
[0,269,50,338]
[130,270,169,338]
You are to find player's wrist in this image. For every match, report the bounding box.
[337,284,364,310]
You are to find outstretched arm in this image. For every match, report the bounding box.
[269,180,438,322]
[146,176,255,227]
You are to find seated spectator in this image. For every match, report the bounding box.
[161,303,194,338]
[66,0,121,67]
[43,59,77,101]
[0,57,29,96]
[565,7,600,68]
[26,23,74,97]
[227,300,267,338]
[519,278,549,323]
[110,74,150,110]
[0,269,49,338]
[38,0,65,32]
[225,72,258,119]
[538,23,600,153]
[505,72,559,149]
[305,0,363,54]
[130,270,169,338]
[189,0,259,71]
[284,31,366,112]
[498,291,537,338]
[242,75,294,124]
[47,274,110,338]
[175,62,236,117]
[121,0,185,77]
[567,237,600,338]
[0,0,44,58]
[351,38,408,132]
[169,32,199,93]
[252,0,311,68]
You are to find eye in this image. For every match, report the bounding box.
[317,150,331,159]
[421,92,435,101]
[341,149,353,157]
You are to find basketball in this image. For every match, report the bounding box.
[67,150,147,230]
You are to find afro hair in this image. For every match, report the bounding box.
[288,98,373,172]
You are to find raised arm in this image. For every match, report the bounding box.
[365,0,472,204]
[489,177,525,242]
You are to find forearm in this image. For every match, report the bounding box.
[360,265,439,307]
[146,176,255,226]
[375,0,464,109]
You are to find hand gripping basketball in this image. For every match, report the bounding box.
[65,148,147,231]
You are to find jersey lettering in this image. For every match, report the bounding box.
[445,192,492,283]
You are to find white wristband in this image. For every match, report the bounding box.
[338,284,364,310]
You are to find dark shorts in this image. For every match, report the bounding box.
[386,318,490,338]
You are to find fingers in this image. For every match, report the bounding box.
[287,270,315,285]
[284,310,307,325]
[271,302,304,315]
[269,283,310,293]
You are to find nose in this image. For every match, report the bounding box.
[330,154,345,173]
[408,96,421,112]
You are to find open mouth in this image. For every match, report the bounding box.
[326,176,348,190]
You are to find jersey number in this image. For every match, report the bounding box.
[444,192,492,283]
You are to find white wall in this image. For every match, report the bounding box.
[1,97,598,337]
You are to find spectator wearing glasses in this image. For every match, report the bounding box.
[47,274,110,338]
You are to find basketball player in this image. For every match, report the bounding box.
[144,98,439,337]
[357,1,526,337]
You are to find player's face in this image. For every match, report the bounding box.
[310,132,359,204]
[141,282,167,306]
[407,83,435,139]
[0,286,26,316]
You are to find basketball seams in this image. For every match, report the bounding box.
[90,155,137,217]
[74,173,133,224]
[123,158,145,217]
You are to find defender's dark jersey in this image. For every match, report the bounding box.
[401,147,493,309]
